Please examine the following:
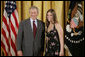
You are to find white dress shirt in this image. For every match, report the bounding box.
[30,18,37,31]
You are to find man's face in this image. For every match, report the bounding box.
[29,9,38,20]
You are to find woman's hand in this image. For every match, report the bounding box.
[46,37,49,43]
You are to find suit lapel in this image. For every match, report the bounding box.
[25,19,41,40]
[26,18,34,38]
[35,19,41,39]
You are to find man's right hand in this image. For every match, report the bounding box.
[17,50,23,56]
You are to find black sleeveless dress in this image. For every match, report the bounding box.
[45,25,60,56]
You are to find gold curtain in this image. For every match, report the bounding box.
[1,1,64,28]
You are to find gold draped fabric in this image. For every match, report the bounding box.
[1,1,84,56]
[1,1,64,28]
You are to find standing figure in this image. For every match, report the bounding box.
[45,9,64,56]
[16,6,45,56]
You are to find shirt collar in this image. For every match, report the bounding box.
[30,18,37,23]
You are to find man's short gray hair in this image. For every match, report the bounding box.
[29,6,39,13]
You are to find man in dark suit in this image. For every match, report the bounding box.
[16,6,45,56]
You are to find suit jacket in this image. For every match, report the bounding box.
[16,18,45,56]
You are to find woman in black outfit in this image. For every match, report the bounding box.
[45,9,64,56]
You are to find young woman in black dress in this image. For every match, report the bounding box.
[45,9,64,56]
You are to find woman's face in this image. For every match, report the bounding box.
[47,12,53,22]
